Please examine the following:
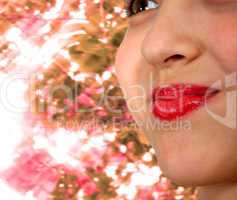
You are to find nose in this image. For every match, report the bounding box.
[141,9,201,69]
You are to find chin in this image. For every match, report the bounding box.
[158,153,237,187]
[153,125,237,187]
[157,154,215,187]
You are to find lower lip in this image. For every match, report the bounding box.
[152,83,220,121]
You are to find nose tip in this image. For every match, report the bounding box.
[141,35,201,69]
[140,11,202,70]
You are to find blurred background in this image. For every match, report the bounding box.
[0,0,196,199]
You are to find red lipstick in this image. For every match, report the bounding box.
[152,83,220,121]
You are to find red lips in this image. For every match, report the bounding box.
[152,83,220,121]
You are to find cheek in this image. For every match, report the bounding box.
[114,34,154,121]
[114,39,139,100]
[207,17,237,72]
[114,22,153,86]
[114,32,144,90]
[115,46,136,91]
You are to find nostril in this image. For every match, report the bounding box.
[164,54,185,63]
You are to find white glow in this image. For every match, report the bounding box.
[69,62,80,72]
[5,28,22,41]
[43,0,64,20]
[119,145,127,153]
[38,24,52,35]
[142,152,152,162]
[0,180,25,200]
[102,71,112,81]
[33,128,83,167]
[114,7,122,13]
[104,165,118,179]
[130,165,161,186]
[0,73,26,171]
[116,184,137,200]
[103,131,116,142]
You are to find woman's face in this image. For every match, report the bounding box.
[114,0,237,186]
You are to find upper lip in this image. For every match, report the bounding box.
[151,83,221,101]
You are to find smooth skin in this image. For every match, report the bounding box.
[114,0,237,199]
